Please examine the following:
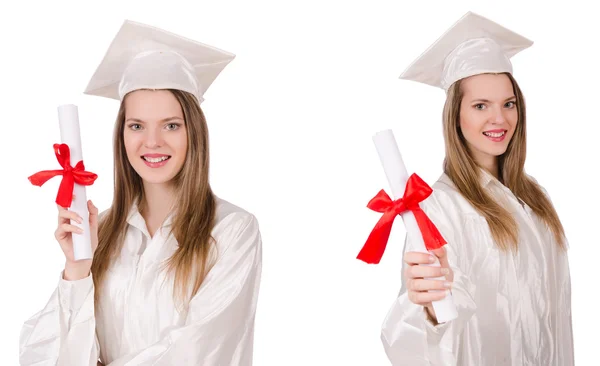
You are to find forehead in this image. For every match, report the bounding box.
[124,89,184,120]
[461,73,514,100]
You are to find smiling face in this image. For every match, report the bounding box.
[123,89,188,186]
[459,73,518,170]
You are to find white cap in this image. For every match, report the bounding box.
[83,20,235,103]
[399,11,533,91]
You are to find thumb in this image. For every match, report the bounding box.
[88,200,99,225]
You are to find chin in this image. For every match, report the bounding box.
[479,140,509,155]
[481,147,503,156]
[133,168,178,185]
[141,177,176,185]
[491,147,507,155]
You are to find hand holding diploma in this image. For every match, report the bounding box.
[357,129,458,323]
[56,198,100,280]
[28,104,98,263]
[403,247,454,324]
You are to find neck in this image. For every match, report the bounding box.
[482,160,499,180]
[140,181,176,227]
[473,152,500,180]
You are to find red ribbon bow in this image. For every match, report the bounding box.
[28,143,98,208]
[357,173,446,264]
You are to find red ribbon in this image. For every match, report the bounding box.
[28,143,98,208]
[357,173,446,264]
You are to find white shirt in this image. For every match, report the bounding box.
[20,197,262,366]
[381,171,574,365]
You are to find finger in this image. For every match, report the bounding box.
[408,278,452,292]
[58,209,83,222]
[409,289,450,305]
[431,246,451,269]
[58,209,83,224]
[404,251,436,265]
[407,264,450,279]
[56,203,76,225]
[55,225,82,241]
[57,223,84,236]
[58,214,67,226]
[56,204,67,220]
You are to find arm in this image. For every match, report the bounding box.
[19,272,101,366]
[20,204,104,366]
[380,192,477,365]
[557,245,574,364]
[107,214,262,366]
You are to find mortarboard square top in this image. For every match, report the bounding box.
[83,20,235,104]
[399,11,533,91]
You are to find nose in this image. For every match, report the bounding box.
[143,128,164,149]
[491,105,508,124]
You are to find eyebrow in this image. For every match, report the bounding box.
[470,96,516,103]
[125,116,184,123]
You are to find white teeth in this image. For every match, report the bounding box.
[483,131,506,138]
[143,156,169,163]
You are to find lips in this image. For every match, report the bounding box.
[141,154,171,163]
[482,129,506,138]
[482,129,507,142]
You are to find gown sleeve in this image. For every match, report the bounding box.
[380,189,478,365]
[19,210,108,366]
[535,179,575,364]
[19,271,101,366]
[557,251,574,365]
[107,212,262,366]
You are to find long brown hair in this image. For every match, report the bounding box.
[92,89,216,309]
[442,73,566,252]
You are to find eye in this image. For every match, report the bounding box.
[166,123,181,131]
[505,101,516,108]
[127,123,142,131]
[474,103,486,110]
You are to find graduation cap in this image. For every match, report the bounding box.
[83,20,235,103]
[400,11,533,91]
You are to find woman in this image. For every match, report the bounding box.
[380,12,574,365]
[19,20,262,365]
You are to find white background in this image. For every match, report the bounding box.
[1,0,598,364]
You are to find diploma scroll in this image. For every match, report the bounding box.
[373,129,457,323]
[58,105,93,261]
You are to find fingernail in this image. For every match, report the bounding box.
[429,255,435,263]
[443,281,452,288]
[441,268,449,275]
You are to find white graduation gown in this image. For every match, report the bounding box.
[381,171,574,365]
[19,197,262,366]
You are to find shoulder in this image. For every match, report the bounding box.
[423,173,479,216]
[525,173,552,199]
[214,197,259,227]
[212,196,261,251]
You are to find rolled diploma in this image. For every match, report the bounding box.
[58,104,93,261]
[373,129,457,323]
